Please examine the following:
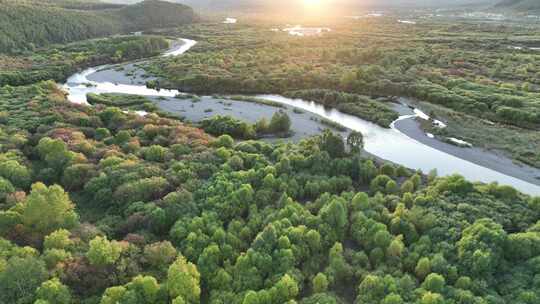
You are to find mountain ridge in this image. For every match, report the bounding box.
[0,0,195,53]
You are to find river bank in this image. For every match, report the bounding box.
[61,38,540,195]
[391,102,540,187]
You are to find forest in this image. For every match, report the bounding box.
[0,79,539,304]
[0,36,170,87]
[0,0,195,53]
[0,3,539,304]
[146,20,540,168]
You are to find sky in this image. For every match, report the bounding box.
[105,0,499,8]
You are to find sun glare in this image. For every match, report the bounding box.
[303,0,323,8]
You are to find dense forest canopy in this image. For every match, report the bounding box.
[0,78,539,304]
[0,0,195,53]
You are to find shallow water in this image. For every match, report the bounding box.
[61,39,540,196]
[283,26,331,36]
[223,18,237,24]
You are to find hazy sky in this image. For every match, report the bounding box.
[105,0,498,7]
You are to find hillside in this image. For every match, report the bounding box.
[0,0,195,53]
[495,0,540,11]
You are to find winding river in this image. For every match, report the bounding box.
[62,39,540,196]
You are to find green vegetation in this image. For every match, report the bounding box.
[0,81,538,304]
[0,0,195,53]
[0,7,540,304]
[416,101,540,168]
[146,19,540,167]
[201,110,292,139]
[228,95,285,108]
[0,35,170,87]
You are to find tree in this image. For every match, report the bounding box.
[44,229,73,250]
[457,218,507,277]
[387,236,404,258]
[167,255,201,304]
[422,273,445,293]
[0,177,14,203]
[62,164,97,191]
[357,275,385,303]
[0,159,31,189]
[370,175,392,194]
[100,286,127,304]
[268,110,291,134]
[144,241,177,268]
[385,180,399,194]
[320,130,345,158]
[214,134,234,148]
[319,199,348,242]
[35,278,72,304]
[271,274,299,303]
[87,236,123,267]
[346,131,363,154]
[420,292,444,304]
[379,163,396,177]
[360,160,377,183]
[400,180,414,195]
[20,183,78,237]
[37,137,74,174]
[382,293,404,304]
[312,273,329,293]
[143,145,168,162]
[415,257,431,280]
[0,256,47,304]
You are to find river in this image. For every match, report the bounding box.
[61,39,540,196]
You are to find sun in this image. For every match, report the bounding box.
[303,0,323,8]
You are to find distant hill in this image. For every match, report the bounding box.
[118,0,196,30]
[174,0,498,10]
[495,0,540,11]
[103,0,498,10]
[0,0,195,53]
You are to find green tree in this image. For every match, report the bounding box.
[387,236,404,258]
[0,159,31,189]
[35,278,72,304]
[320,130,345,158]
[0,177,14,203]
[312,273,329,293]
[268,110,291,134]
[420,292,444,304]
[422,273,445,293]
[37,137,74,174]
[214,134,234,148]
[44,229,72,250]
[415,257,431,280]
[0,256,47,304]
[346,131,363,154]
[271,274,298,303]
[100,286,126,304]
[357,275,385,303]
[143,145,168,162]
[457,218,507,277]
[144,241,177,268]
[361,160,377,183]
[381,293,404,304]
[20,183,78,237]
[167,255,201,304]
[87,236,123,267]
